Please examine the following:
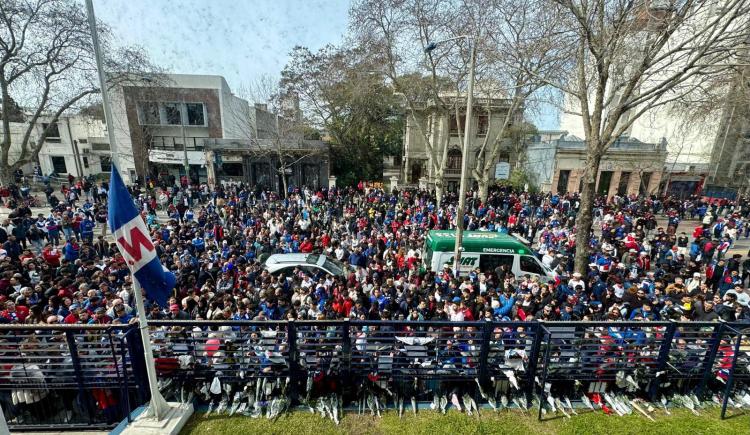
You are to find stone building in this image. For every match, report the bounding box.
[524,131,667,196]
[401,94,519,191]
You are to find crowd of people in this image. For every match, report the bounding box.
[0,175,749,330]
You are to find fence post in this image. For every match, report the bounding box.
[649,321,676,400]
[65,330,94,426]
[697,322,724,397]
[478,320,492,383]
[720,329,743,419]
[341,319,352,375]
[125,326,149,403]
[537,328,552,421]
[286,321,299,398]
[118,331,133,423]
[525,321,544,405]
[106,329,130,424]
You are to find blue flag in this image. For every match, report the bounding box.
[107,165,175,307]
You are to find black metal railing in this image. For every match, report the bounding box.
[0,324,147,431]
[1,320,749,430]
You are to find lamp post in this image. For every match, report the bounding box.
[181,95,189,181]
[426,35,476,277]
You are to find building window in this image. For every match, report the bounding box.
[302,163,320,188]
[186,103,205,126]
[557,170,570,194]
[617,171,631,196]
[447,148,462,171]
[252,162,273,189]
[221,162,243,177]
[50,156,67,174]
[138,102,160,125]
[41,123,61,143]
[100,156,112,172]
[164,103,182,125]
[91,142,110,151]
[78,138,88,144]
[82,156,89,168]
[477,115,488,136]
[449,114,466,136]
[410,161,423,182]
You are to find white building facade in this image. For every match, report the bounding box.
[107,73,251,184]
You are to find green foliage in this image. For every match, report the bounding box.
[280,45,404,187]
[495,169,537,193]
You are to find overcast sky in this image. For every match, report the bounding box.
[94,0,558,129]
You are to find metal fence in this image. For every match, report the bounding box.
[1,320,749,430]
[0,324,147,432]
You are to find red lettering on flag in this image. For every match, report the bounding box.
[117,227,155,263]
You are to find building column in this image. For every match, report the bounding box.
[627,171,640,196]
[550,170,561,194]
[611,171,622,197]
[567,169,583,194]
[647,171,662,195]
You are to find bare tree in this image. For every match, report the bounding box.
[0,0,156,184]
[547,0,750,274]
[465,0,570,200]
[351,0,464,205]
[350,0,569,203]
[224,79,325,197]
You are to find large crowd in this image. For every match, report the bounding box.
[0,175,749,329]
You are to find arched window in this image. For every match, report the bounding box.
[447,148,462,170]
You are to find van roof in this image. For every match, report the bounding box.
[425,230,531,254]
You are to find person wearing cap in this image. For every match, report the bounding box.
[168,303,190,320]
[88,306,111,324]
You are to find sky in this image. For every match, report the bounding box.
[94,0,558,129]
[96,0,351,88]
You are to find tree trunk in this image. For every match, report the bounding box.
[478,174,489,202]
[0,165,13,186]
[280,167,289,199]
[574,150,602,275]
[434,176,444,208]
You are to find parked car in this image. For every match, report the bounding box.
[263,253,349,277]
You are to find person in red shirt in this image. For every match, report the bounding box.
[299,238,313,253]
[1,301,26,323]
[41,243,61,267]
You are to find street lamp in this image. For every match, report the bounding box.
[425,35,476,277]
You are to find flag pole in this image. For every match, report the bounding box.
[86,0,167,421]
[0,400,9,434]
[85,0,121,175]
[132,278,170,420]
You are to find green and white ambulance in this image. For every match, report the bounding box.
[423,230,555,280]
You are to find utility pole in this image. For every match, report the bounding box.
[181,95,189,182]
[426,35,476,277]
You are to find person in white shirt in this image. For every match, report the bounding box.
[569,272,585,291]
[447,298,464,321]
[542,250,555,268]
